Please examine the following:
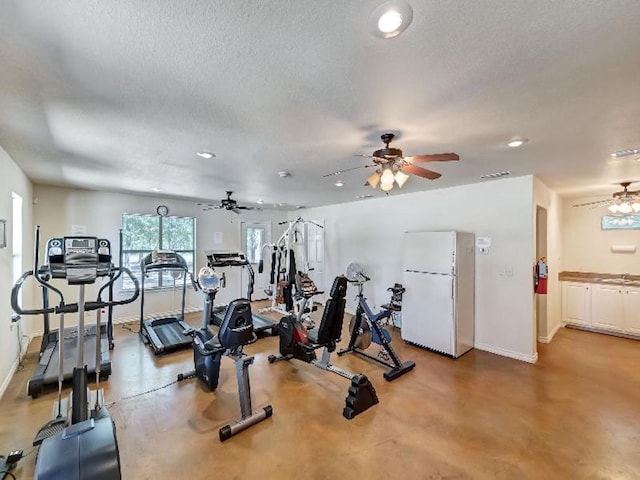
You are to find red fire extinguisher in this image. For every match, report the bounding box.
[534,257,548,295]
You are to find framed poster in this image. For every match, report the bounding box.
[601,215,640,230]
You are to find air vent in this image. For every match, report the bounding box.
[480,171,511,179]
[610,148,640,158]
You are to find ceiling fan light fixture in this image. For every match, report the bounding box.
[632,202,640,212]
[381,167,395,185]
[618,202,633,214]
[369,1,413,39]
[380,181,394,192]
[608,204,619,213]
[367,171,381,189]
[394,170,409,188]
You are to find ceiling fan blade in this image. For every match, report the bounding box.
[572,199,611,207]
[409,153,460,163]
[323,164,375,177]
[231,208,241,214]
[401,164,441,180]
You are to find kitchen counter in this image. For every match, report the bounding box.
[559,271,640,287]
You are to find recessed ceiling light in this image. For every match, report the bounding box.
[507,138,528,148]
[151,187,162,192]
[610,147,640,158]
[369,1,413,39]
[196,151,215,159]
[356,194,374,199]
[278,170,291,178]
[257,199,264,205]
[335,180,344,187]
[480,171,511,179]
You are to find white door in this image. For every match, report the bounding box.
[562,282,591,326]
[623,287,640,335]
[591,284,623,331]
[306,220,324,295]
[241,221,271,300]
[401,271,454,355]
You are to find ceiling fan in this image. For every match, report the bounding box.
[197,191,260,214]
[324,133,459,192]
[572,182,640,214]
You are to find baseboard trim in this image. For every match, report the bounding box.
[475,342,538,364]
[537,321,561,344]
[0,333,33,400]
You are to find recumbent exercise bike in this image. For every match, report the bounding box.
[177,267,273,441]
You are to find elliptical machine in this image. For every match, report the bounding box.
[177,267,273,441]
[268,273,379,419]
[337,263,415,381]
[11,227,139,480]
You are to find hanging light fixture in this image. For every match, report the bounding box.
[367,171,382,188]
[394,170,409,188]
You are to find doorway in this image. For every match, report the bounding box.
[241,221,271,300]
[536,206,548,342]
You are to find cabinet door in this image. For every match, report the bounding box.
[562,282,591,325]
[623,287,640,335]
[591,284,623,331]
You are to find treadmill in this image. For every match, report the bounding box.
[205,251,277,335]
[25,238,115,398]
[139,250,195,354]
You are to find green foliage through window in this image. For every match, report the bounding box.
[121,213,195,289]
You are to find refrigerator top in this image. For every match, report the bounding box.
[402,231,456,275]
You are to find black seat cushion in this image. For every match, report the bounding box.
[314,276,348,345]
[218,298,254,348]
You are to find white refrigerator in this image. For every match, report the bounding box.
[401,231,475,358]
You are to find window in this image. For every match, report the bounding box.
[121,213,195,290]
[12,193,23,302]
[244,224,266,264]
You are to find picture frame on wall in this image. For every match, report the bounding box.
[601,215,640,230]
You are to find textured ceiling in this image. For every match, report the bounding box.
[1,0,639,208]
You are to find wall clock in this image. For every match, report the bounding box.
[156,205,169,217]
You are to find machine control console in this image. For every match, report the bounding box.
[46,236,112,283]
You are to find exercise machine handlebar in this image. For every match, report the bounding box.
[11,266,140,316]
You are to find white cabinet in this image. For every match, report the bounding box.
[591,284,624,331]
[623,287,640,335]
[562,282,591,326]
[562,282,640,337]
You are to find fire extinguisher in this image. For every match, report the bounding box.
[534,257,548,295]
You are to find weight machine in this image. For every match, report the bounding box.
[258,217,323,316]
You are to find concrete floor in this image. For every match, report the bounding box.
[1,311,639,479]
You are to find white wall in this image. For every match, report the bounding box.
[294,175,537,363]
[562,194,640,274]
[0,145,33,398]
[533,177,563,343]
[32,185,285,329]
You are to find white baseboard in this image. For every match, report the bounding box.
[537,321,561,344]
[0,332,33,400]
[475,342,538,364]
